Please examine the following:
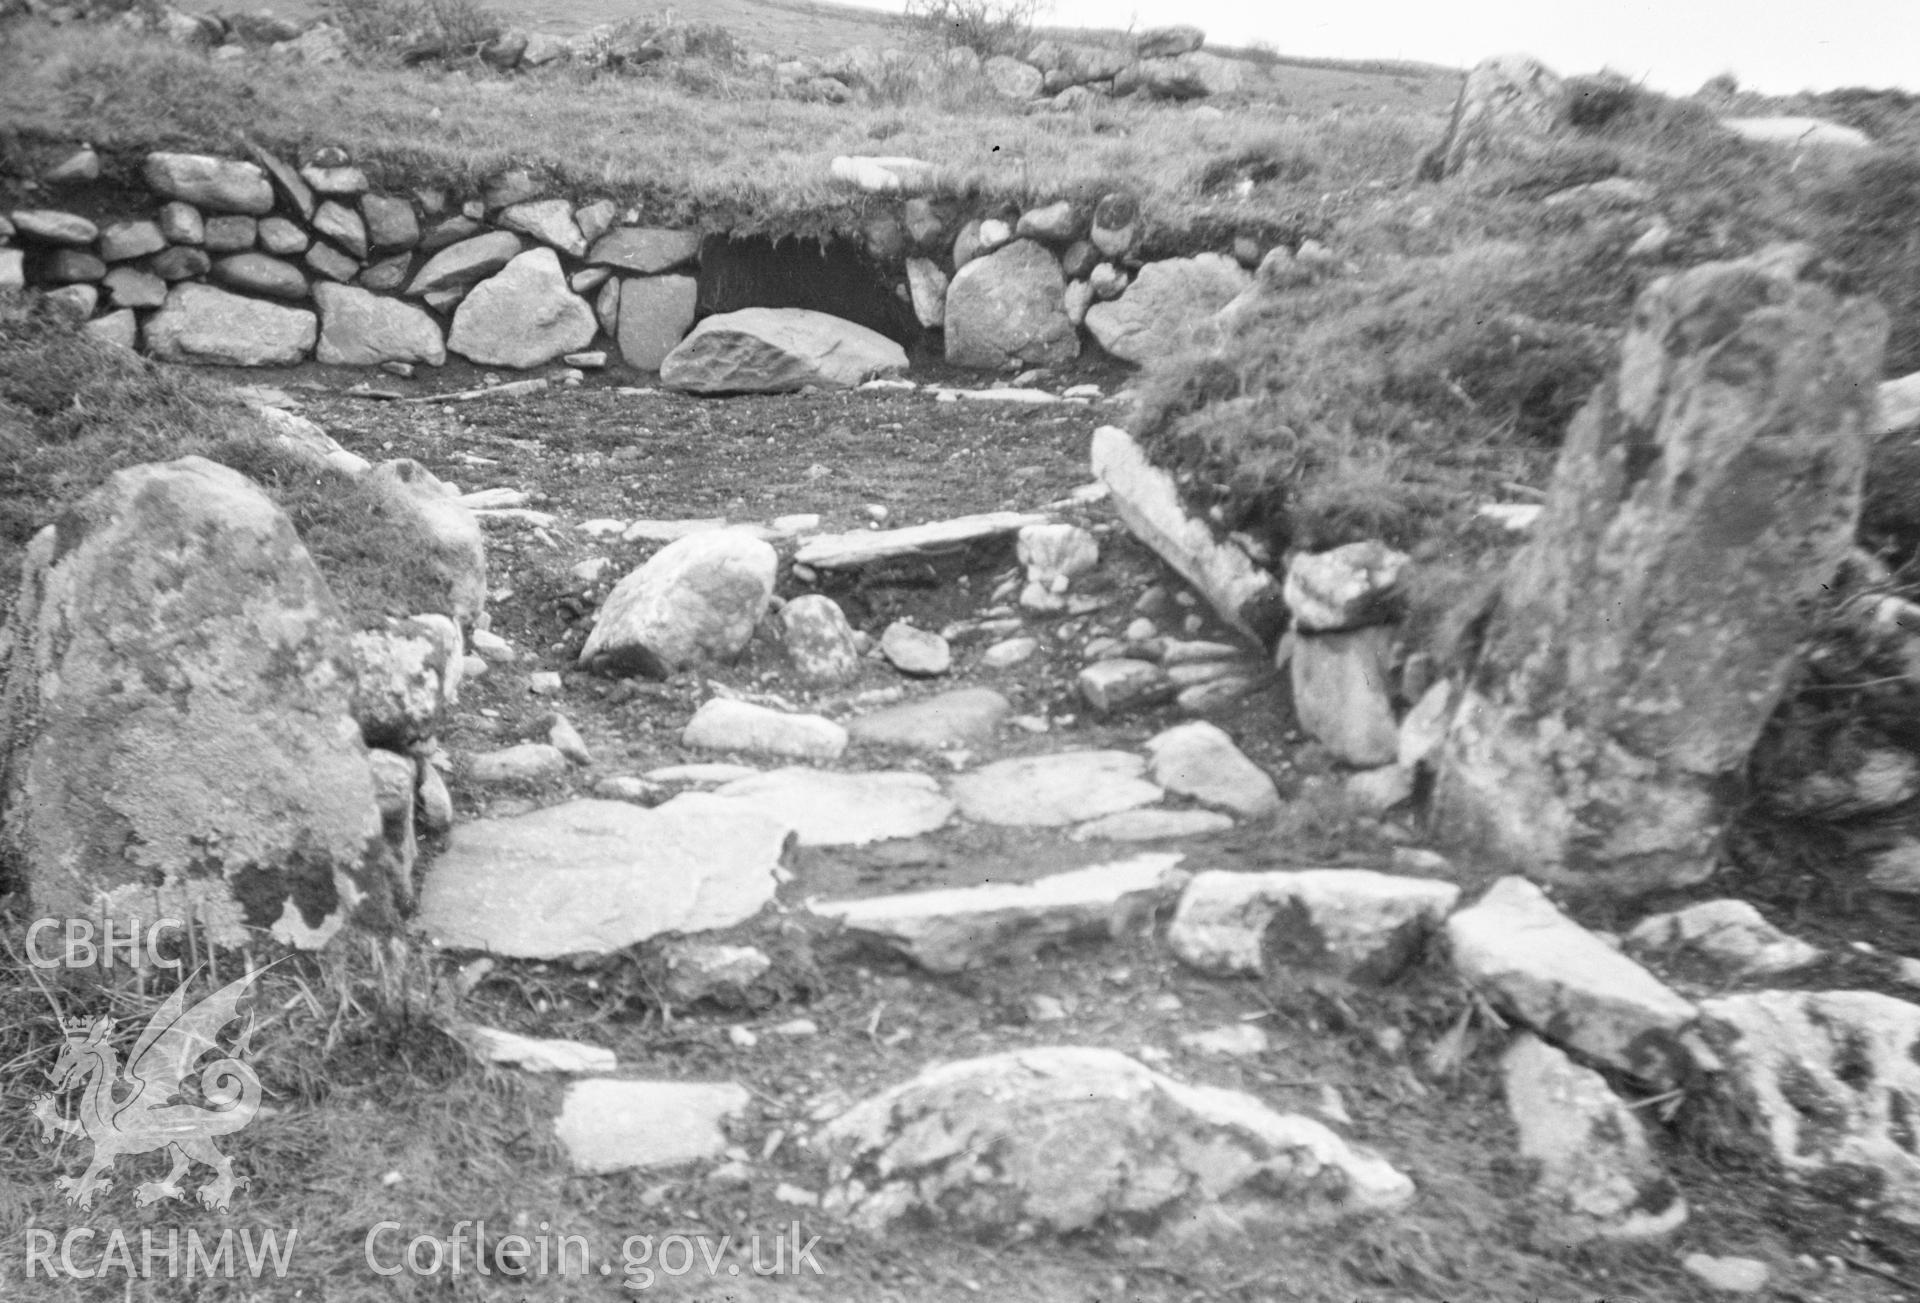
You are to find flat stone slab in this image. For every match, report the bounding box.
[454,1024,617,1074]
[794,511,1050,569]
[554,1079,750,1173]
[416,798,790,957]
[949,750,1163,826]
[644,762,762,786]
[1169,868,1459,982]
[693,768,954,846]
[1144,721,1279,817]
[1070,808,1235,841]
[1447,876,1698,1086]
[814,853,1187,972]
[848,687,1012,752]
[681,698,848,762]
[820,1046,1414,1235]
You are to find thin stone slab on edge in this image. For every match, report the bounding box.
[1092,426,1285,645]
[415,798,791,958]
[554,1079,750,1173]
[795,511,1050,569]
[814,853,1187,973]
[1447,876,1698,1086]
[455,1024,617,1074]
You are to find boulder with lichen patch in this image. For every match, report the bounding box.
[0,458,391,950]
[1433,248,1887,894]
[820,1046,1413,1235]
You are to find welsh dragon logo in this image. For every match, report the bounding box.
[32,968,272,1212]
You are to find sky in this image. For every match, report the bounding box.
[848,0,1920,94]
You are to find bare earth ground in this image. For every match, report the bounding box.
[3,358,1907,1303]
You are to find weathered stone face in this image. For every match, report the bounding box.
[1,457,389,950]
[1419,53,1567,180]
[1434,248,1887,894]
[943,239,1079,370]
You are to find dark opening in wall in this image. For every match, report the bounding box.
[696,233,919,348]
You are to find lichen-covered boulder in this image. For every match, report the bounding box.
[1697,990,1920,1226]
[447,248,596,369]
[1434,248,1887,894]
[0,457,390,949]
[820,1046,1413,1235]
[944,239,1078,370]
[579,530,777,677]
[1084,253,1251,365]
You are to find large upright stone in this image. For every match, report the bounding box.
[314,282,446,367]
[143,152,274,215]
[143,283,317,366]
[447,248,596,369]
[1,458,387,950]
[1433,249,1886,894]
[1419,53,1567,180]
[615,275,697,370]
[944,239,1078,369]
[660,308,907,393]
[1084,254,1251,365]
[578,530,778,676]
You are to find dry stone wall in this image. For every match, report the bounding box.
[3,143,1292,388]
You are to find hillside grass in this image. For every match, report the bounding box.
[0,297,460,629]
[0,17,1447,240]
[1129,85,1920,609]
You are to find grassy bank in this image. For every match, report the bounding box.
[0,17,1447,241]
